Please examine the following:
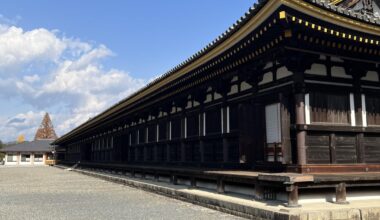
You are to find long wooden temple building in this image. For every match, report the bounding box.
[53,0,380,206]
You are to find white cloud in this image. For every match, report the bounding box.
[23,74,40,83]
[0,26,66,71]
[0,14,21,26]
[0,111,45,142]
[0,24,146,142]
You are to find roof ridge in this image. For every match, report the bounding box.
[307,0,380,25]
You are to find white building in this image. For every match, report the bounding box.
[1,140,55,166]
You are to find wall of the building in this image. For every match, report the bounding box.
[61,54,380,171]
[303,56,380,165]
[4,153,48,166]
[62,61,296,170]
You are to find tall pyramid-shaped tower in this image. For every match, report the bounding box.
[34,113,58,140]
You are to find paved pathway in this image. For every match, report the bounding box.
[0,166,242,220]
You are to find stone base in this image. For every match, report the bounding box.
[54,165,380,220]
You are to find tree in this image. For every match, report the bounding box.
[34,113,58,140]
[17,134,25,143]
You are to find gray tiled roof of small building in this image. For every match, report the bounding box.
[1,140,54,153]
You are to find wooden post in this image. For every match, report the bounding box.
[199,111,205,164]
[181,115,186,163]
[356,133,364,163]
[254,183,264,200]
[143,145,148,162]
[222,105,229,163]
[335,183,349,204]
[347,64,367,164]
[167,115,171,163]
[171,175,178,185]
[153,144,158,163]
[286,52,317,167]
[223,138,229,163]
[280,93,292,164]
[166,144,171,163]
[286,184,301,207]
[127,137,132,162]
[330,133,337,164]
[194,90,207,165]
[190,177,197,188]
[295,94,307,165]
[134,146,138,163]
[217,177,225,194]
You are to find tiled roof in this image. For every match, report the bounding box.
[53,0,270,144]
[80,0,380,118]
[0,140,54,153]
[54,0,380,144]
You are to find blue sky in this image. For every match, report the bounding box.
[0,1,255,142]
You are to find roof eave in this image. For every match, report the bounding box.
[53,0,282,145]
[54,0,380,145]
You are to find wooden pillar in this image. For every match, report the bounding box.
[354,75,364,163]
[356,133,364,163]
[280,93,292,164]
[199,111,205,164]
[143,145,148,162]
[295,94,307,165]
[181,113,186,163]
[166,143,171,163]
[217,177,225,194]
[166,113,171,163]
[346,64,367,164]
[330,133,337,164]
[134,146,138,162]
[194,89,207,165]
[153,143,158,163]
[335,183,349,204]
[222,105,229,163]
[190,177,197,188]
[254,182,264,200]
[222,138,229,163]
[180,142,186,164]
[171,175,178,185]
[285,52,317,166]
[154,122,159,163]
[216,79,230,165]
[286,184,300,207]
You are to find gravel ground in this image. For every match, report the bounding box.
[0,166,243,220]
